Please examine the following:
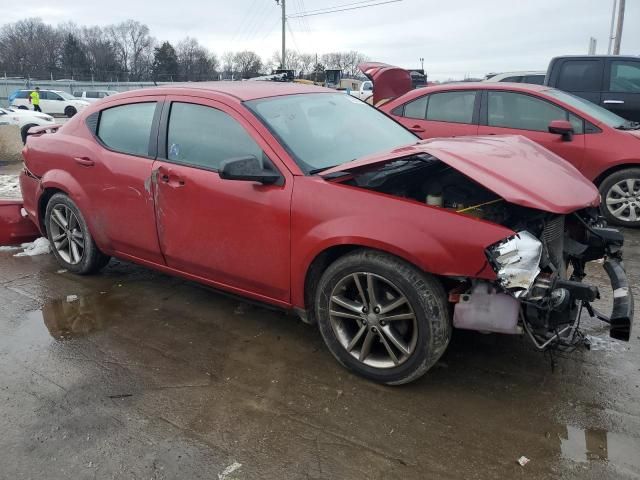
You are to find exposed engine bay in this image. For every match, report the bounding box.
[335,154,634,351]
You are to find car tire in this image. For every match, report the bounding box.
[45,193,110,275]
[315,249,451,385]
[599,168,640,228]
[21,123,38,144]
[64,106,77,118]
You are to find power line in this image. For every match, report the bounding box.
[287,0,401,18]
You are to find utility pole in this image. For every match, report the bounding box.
[588,37,597,55]
[276,0,286,69]
[419,57,424,72]
[608,0,617,54]
[613,0,625,54]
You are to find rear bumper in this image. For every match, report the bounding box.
[0,199,39,246]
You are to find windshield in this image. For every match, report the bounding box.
[56,91,76,100]
[245,93,418,173]
[545,89,627,128]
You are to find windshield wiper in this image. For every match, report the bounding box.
[309,165,341,175]
[615,121,640,130]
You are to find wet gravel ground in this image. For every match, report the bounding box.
[0,229,639,479]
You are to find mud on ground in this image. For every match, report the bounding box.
[0,230,639,479]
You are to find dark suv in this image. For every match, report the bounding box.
[545,55,640,122]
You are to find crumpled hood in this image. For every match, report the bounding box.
[358,62,412,106]
[322,135,600,214]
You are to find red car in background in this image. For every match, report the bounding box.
[367,65,640,227]
[19,82,632,384]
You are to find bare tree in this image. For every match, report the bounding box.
[107,20,153,80]
[221,51,235,79]
[233,51,263,78]
[176,37,216,81]
[0,18,62,77]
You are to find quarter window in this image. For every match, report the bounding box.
[167,102,263,171]
[403,95,428,120]
[609,61,640,93]
[426,91,476,124]
[557,60,601,91]
[487,91,583,134]
[97,102,157,156]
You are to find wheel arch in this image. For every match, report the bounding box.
[299,243,447,325]
[593,162,640,187]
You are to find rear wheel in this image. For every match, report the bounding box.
[599,168,640,227]
[45,193,110,274]
[315,250,451,385]
[21,123,37,144]
[64,106,77,118]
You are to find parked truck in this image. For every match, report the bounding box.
[545,55,640,122]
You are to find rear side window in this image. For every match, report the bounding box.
[73,92,82,97]
[523,75,544,85]
[426,91,476,124]
[557,60,601,91]
[609,61,640,93]
[167,102,262,171]
[403,95,428,119]
[87,91,100,98]
[487,91,584,134]
[97,102,156,156]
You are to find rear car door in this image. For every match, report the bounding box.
[152,97,292,303]
[44,92,66,114]
[478,90,586,170]
[602,59,640,122]
[79,96,165,263]
[392,90,479,138]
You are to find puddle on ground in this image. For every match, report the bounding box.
[37,292,124,339]
[560,425,640,475]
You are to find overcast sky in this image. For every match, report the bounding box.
[3,0,639,80]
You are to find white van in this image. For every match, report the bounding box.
[10,89,90,117]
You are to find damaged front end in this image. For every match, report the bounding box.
[480,211,633,349]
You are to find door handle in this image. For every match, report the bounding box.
[156,168,185,187]
[603,99,624,104]
[408,125,426,133]
[73,156,94,167]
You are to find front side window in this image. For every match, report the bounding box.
[245,93,418,173]
[97,102,156,156]
[403,95,428,120]
[609,61,640,93]
[557,60,601,91]
[48,92,62,101]
[487,91,583,133]
[167,102,263,171]
[426,91,476,124]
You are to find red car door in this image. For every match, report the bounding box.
[477,90,586,170]
[152,96,293,304]
[393,90,479,139]
[77,96,165,263]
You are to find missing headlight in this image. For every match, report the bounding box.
[487,231,543,295]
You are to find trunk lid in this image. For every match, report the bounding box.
[358,62,412,106]
[321,135,600,214]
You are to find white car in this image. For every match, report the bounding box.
[349,80,374,101]
[0,107,55,144]
[10,89,90,117]
[73,90,120,103]
[483,71,546,85]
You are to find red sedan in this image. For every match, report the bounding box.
[377,79,640,227]
[20,82,632,384]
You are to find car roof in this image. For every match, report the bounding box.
[112,81,334,101]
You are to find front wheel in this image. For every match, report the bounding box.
[64,106,77,118]
[599,168,640,227]
[45,193,110,274]
[315,250,451,385]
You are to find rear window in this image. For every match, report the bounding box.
[426,91,476,124]
[557,60,601,92]
[97,102,157,156]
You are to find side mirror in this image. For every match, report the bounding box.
[548,120,574,141]
[219,155,282,185]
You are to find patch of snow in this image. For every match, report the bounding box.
[585,335,626,352]
[0,175,21,198]
[66,294,78,303]
[13,237,51,257]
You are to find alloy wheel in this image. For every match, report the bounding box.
[49,204,85,265]
[605,178,640,223]
[328,272,418,368]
